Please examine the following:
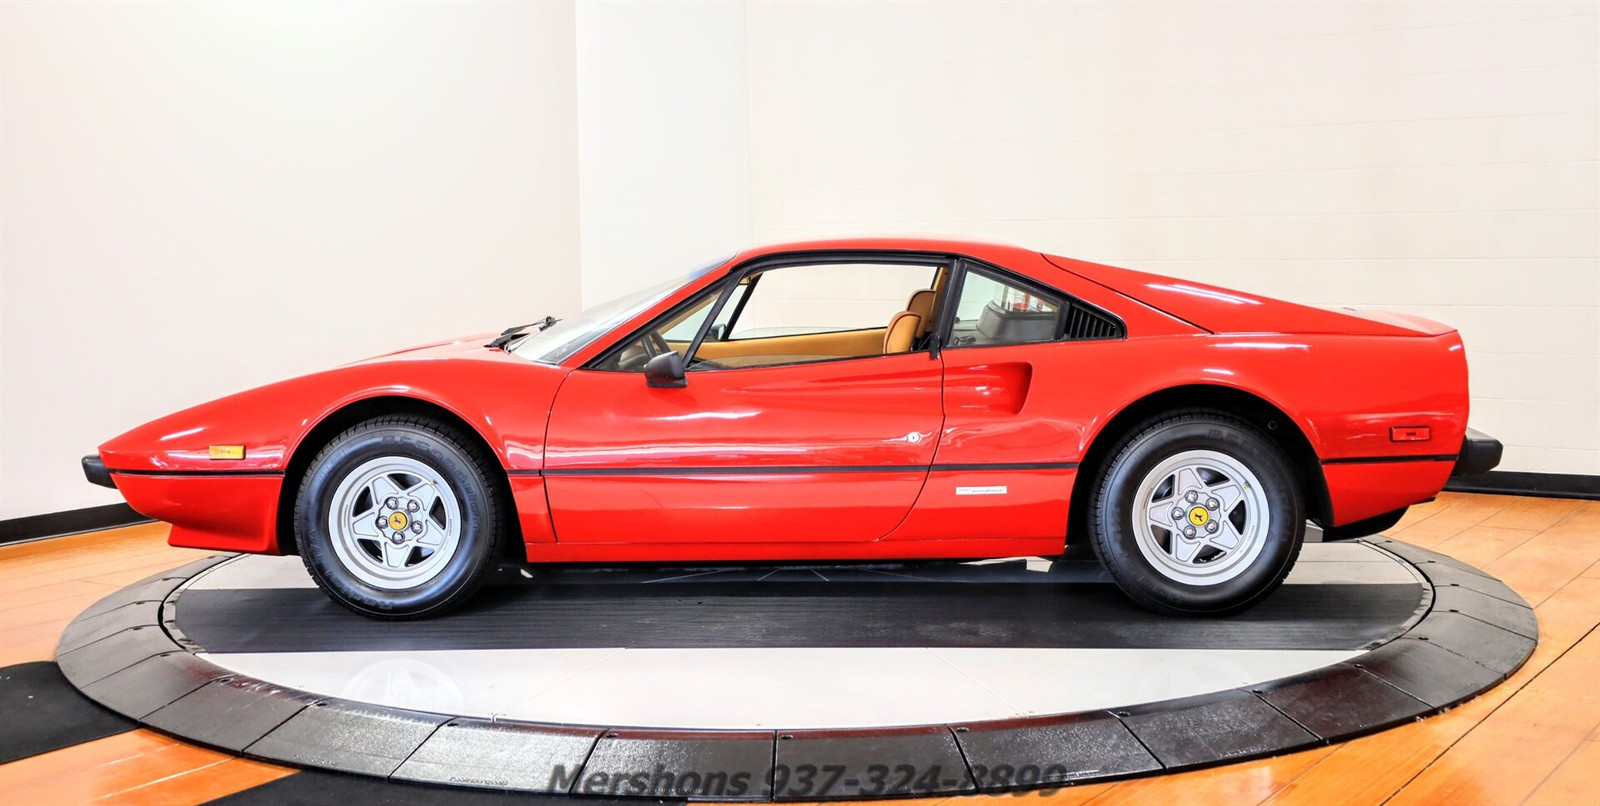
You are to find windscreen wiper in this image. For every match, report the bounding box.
[488,316,559,350]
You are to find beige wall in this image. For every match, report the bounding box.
[0,1,581,519]
[575,1,752,307]
[3,0,1596,521]
[745,0,1600,476]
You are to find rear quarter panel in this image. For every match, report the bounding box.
[1006,330,1469,527]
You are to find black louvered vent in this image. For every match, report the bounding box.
[1061,303,1123,341]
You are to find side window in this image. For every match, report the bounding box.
[593,259,952,374]
[697,276,751,342]
[690,261,940,370]
[591,291,720,372]
[725,263,938,340]
[947,268,1065,348]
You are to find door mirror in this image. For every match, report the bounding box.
[644,352,687,388]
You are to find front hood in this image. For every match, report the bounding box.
[354,332,503,364]
[1046,255,1454,337]
[100,334,566,474]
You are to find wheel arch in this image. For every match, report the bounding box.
[1068,384,1331,546]
[274,395,521,556]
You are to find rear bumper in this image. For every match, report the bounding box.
[1453,428,1503,477]
[82,454,116,488]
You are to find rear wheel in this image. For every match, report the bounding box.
[294,415,505,619]
[1088,411,1303,615]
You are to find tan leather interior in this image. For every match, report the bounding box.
[693,327,887,363]
[883,311,922,354]
[906,289,935,323]
[676,277,940,368]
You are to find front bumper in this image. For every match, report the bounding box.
[82,454,116,488]
[1453,428,1503,477]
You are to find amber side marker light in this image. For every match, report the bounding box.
[208,445,246,460]
[1390,426,1431,442]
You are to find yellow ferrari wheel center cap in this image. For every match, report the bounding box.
[388,512,409,531]
[1188,507,1209,527]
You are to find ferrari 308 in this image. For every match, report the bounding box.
[84,238,1501,618]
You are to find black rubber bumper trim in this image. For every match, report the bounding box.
[1452,428,1504,477]
[81,455,115,489]
[54,540,1536,800]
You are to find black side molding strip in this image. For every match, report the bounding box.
[520,462,1079,478]
[109,469,285,478]
[541,465,923,477]
[1321,455,1458,466]
[933,462,1079,472]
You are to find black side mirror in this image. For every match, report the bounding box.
[644,352,687,388]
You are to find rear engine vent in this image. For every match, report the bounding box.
[1062,303,1124,341]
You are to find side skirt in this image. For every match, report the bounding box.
[520,537,1068,564]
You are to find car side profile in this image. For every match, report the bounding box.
[84,238,1501,618]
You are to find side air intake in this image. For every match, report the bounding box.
[1062,303,1124,340]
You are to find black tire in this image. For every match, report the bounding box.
[1087,410,1304,616]
[294,415,505,619]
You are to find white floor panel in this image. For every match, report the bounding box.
[188,555,317,589]
[931,647,1360,719]
[197,646,1360,729]
[189,539,1399,592]
[199,648,623,717]
[1298,541,1392,562]
[1283,559,1421,585]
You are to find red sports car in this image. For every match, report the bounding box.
[84,238,1500,618]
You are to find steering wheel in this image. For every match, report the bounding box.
[643,331,670,359]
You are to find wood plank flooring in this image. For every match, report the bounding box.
[0,493,1594,803]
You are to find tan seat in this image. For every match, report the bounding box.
[883,311,922,354]
[905,288,936,337]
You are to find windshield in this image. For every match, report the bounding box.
[508,257,728,365]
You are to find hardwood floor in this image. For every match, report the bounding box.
[0,493,1595,804]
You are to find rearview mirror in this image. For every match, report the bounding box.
[644,352,687,388]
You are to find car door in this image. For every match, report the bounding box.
[543,257,947,545]
[892,259,1124,543]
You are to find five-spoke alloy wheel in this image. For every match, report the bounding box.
[295,415,506,619]
[1089,411,1304,615]
[327,456,463,591]
[1131,449,1270,587]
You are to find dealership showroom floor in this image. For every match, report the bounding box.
[0,492,1593,803]
[3,2,1599,805]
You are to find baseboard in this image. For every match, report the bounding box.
[0,504,154,546]
[1445,471,1600,501]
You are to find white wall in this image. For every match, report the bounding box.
[3,0,1596,522]
[575,1,751,306]
[0,1,581,519]
[744,0,1600,476]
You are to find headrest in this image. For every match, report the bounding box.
[905,289,936,337]
[883,311,922,354]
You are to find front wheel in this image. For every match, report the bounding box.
[294,415,506,619]
[1088,411,1304,615]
